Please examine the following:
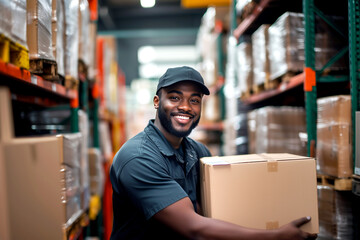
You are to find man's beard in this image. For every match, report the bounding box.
[158,101,200,138]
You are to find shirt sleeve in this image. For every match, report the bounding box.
[119,156,188,220]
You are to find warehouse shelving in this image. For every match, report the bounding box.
[232,0,360,235]
[0,59,77,100]
[349,0,360,195]
[233,0,352,157]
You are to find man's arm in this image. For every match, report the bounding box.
[153,197,317,240]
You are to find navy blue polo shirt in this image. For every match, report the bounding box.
[110,120,211,240]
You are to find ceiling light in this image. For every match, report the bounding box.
[140,0,155,8]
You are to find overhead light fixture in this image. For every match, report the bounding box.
[140,0,156,8]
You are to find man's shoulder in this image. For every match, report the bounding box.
[112,130,162,168]
[185,137,211,158]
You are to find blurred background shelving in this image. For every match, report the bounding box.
[1,0,360,239]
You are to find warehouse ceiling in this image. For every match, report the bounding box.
[97,0,208,85]
[97,0,206,32]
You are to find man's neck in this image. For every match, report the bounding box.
[153,119,183,149]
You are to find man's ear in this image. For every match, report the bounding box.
[154,95,159,109]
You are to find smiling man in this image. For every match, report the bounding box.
[109,66,317,240]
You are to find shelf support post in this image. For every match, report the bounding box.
[349,0,360,174]
[303,0,317,157]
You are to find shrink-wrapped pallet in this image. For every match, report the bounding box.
[88,148,105,197]
[64,0,79,78]
[268,12,304,81]
[78,0,90,66]
[27,0,54,60]
[248,106,307,155]
[252,24,270,87]
[316,95,352,178]
[236,40,253,94]
[52,0,65,76]
[268,12,348,81]
[11,0,27,47]
[0,0,11,38]
[317,185,356,239]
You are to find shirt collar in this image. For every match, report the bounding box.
[144,120,198,164]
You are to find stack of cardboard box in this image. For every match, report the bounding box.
[316,95,352,178]
[0,87,90,239]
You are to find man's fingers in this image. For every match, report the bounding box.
[306,233,318,240]
[292,216,311,227]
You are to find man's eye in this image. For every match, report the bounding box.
[191,99,200,104]
[170,96,179,100]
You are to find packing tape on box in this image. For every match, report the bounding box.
[260,154,278,172]
[266,221,279,230]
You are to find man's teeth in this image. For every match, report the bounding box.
[175,115,190,120]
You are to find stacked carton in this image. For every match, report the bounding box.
[78,0,90,67]
[27,0,54,61]
[317,185,356,239]
[236,39,253,95]
[316,95,352,178]
[51,0,65,77]
[252,24,270,89]
[268,12,305,81]
[247,106,307,156]
[0,87,90,239]
[0,0,11,38]
[64,0,79,81]
[11,0,27,47]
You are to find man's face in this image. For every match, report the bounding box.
[156,81,203,138]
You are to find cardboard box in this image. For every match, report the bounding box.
[356,111,360,175]
[0,133,84,239]
[317,95,352,178]
[0,87,14,142]
[1,137,64,240]
[200,153,319,233]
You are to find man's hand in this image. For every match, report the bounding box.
[276,217,318,240]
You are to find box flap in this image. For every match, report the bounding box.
[201,153,312,165]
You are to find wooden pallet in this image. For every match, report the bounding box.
[352,174,360,196]
[264,78,281,90]
[317,174,352,191]
[240,87,253,100]
[30,58,58,81]
[252,82,265,94]
[78,59,88,77]
[0,34,10,63]
[65,75,79,90]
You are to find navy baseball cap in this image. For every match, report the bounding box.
[156,66,210,95]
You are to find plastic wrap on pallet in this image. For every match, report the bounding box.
[236,39,253,94]
[26,0,54,60]
[11,0,27,47]
[52,0,65,76]
[0,0,12,38]
[78,0,90,66]
[317,185,356,239]
[64,0,79,78]
[316,95,352,178]
[314,16,348,71]
[78,110,90,210]
[88,148,105,197]
[248,106,307,155]
[236,0,259,21]
[88,21,97,80]
[268,12,304,81]
[59,133,83,224]
[252,24,270,86]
